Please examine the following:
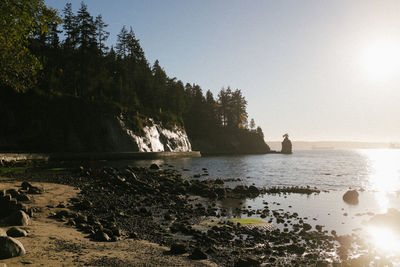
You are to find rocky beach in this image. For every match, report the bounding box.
[1,159,395,266]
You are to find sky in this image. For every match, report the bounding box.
[45,0,400,142]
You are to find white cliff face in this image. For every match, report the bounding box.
[118,116,192,152]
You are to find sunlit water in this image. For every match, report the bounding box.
[125,149,400,260]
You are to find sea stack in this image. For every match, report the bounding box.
[281,133,292,154]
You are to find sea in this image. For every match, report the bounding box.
[128,149,400,259]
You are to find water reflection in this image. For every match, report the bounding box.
[366,226,400,254]
[217,198,245,217]
[361,149,400,213]
[361,149,400,258]
[362,149,400,191]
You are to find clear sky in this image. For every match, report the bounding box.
[45,0,400,142]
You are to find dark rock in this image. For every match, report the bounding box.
[5,211,30,226]
[281,133,292,154]
[0,236,26,259]
[78,199,93,210]
[6,190,19,199]
[75,214,87,224]
[56,203,66,208]
[303,223,312,231]
[16,194,30,202]
[164,214,173,220]
[233,185,247,195]
[27,186,44,195]
[167,242,187,255]
[235,256,261,267]
[111,227,122,237]
[6,227,28,237]
[248,186,260,196]
[93,230,111,242]
[55,210,74,219]
[129,232,138,239]
[189,247,207,260]
[21,182,32,190]
[343,190,359,205]
[215,188,226,199]
[149,164,160,170]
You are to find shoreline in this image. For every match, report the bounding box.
[0,162,380,266]
[0,151,201,162]
[0,150,291,163]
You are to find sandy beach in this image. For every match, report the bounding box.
[0,177,215,267]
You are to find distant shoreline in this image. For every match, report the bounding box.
[0,151,201,162]
[267,141,399,151]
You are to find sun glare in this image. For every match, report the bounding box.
[367,226,400,254]
[362,41,400,81]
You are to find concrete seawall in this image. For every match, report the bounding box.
[0,151,201,162]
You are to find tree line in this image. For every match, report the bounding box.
[0,0,265,139]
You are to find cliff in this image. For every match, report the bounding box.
[0,91,191,153]
[0,90,271,154]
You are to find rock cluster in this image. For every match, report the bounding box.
[39,165,347,265]
[0,182,41,260]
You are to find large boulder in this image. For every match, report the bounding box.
[0,236,26,259]
[343,190,359,205]
[5,210,30,226]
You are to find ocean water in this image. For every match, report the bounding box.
[130,149,400,258]
[131,149,400,192]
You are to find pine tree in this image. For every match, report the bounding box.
[116,26,128,58]
[63,3,77,49]
[76,2,97,51]
[95,15,109,53]
[250,118,255,130]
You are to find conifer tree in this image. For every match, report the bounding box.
[95,15,109,54]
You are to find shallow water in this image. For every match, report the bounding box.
[126,149,400,260]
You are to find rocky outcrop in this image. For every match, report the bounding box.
[118,117,191,152]
[281,134,292,154]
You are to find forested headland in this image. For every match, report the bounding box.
[0,1,270,153]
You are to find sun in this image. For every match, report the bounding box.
[362,41,400,81]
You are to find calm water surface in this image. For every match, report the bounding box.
[131,149,400,191]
